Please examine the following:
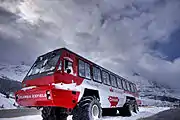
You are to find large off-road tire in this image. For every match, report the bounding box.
[102,108,117,116]
[120,103,133,117]
[42,107,68,120]
[133,102,139,113]
[72,96,102,120]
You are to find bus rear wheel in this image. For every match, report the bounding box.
[120,103,133,117]
[42,107,68,120]
[72,96,102,120]
[133,103,139,113]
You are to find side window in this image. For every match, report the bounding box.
[117,77,123,89]
[130,83,135,92]
[78,59,91,79]
[64,59,73,74]
[126,82,131,92]
[133,84,137,93]
[122,79,127,90]
[85,63,91,79]
[110,74,117,87]
[78,60,85,77]
[102,71,110,85]
[93,67,102,82]
[126,82,130,91]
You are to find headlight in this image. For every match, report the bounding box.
[46,91,50,95]
[46,91,51,100]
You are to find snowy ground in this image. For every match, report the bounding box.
[0,107,170,120]
[0,93,16,109]
[102,107,169,120]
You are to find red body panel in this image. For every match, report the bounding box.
[16,86,80,109]
[23,75,55,86]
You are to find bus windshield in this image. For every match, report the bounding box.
[27,53,60,76]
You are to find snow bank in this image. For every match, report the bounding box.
[102,107,170,120]
[0,115,42,120]
[0,115,72,120]
[0,93,16,109]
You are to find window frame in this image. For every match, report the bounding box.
[92,66,102,83]
[78,59,85,78]
[130,83,135,93]
[117,77,123,89]
[102,70,111,86]
[133,84,138,93]
[78,59,91,80]
[85,62,91,80]
[126,81,131,92]
[122,79,128,90]
[110,74,118,88]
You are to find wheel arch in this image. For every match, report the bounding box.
[82,88,100,100]
[126,96,136,100]
[125,96,136,104]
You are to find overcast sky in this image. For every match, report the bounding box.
[0,0,180,90]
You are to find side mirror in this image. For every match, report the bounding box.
[67,69,71,74]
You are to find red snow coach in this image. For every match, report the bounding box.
[15,48,140,120]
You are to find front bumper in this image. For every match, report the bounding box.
[15,86,80,109]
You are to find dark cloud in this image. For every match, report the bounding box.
[152,28,180,61]
[0,7,67,65]
[0,6,20,24]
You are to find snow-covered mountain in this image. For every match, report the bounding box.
[126,73,180,106]
[130,74,175,98]
[0,62,29,82]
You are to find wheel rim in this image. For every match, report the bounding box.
[135,104,138,112]
[129,104,133,111]
[92,104,99,119]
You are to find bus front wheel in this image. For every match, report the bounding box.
[72,96,102,120]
